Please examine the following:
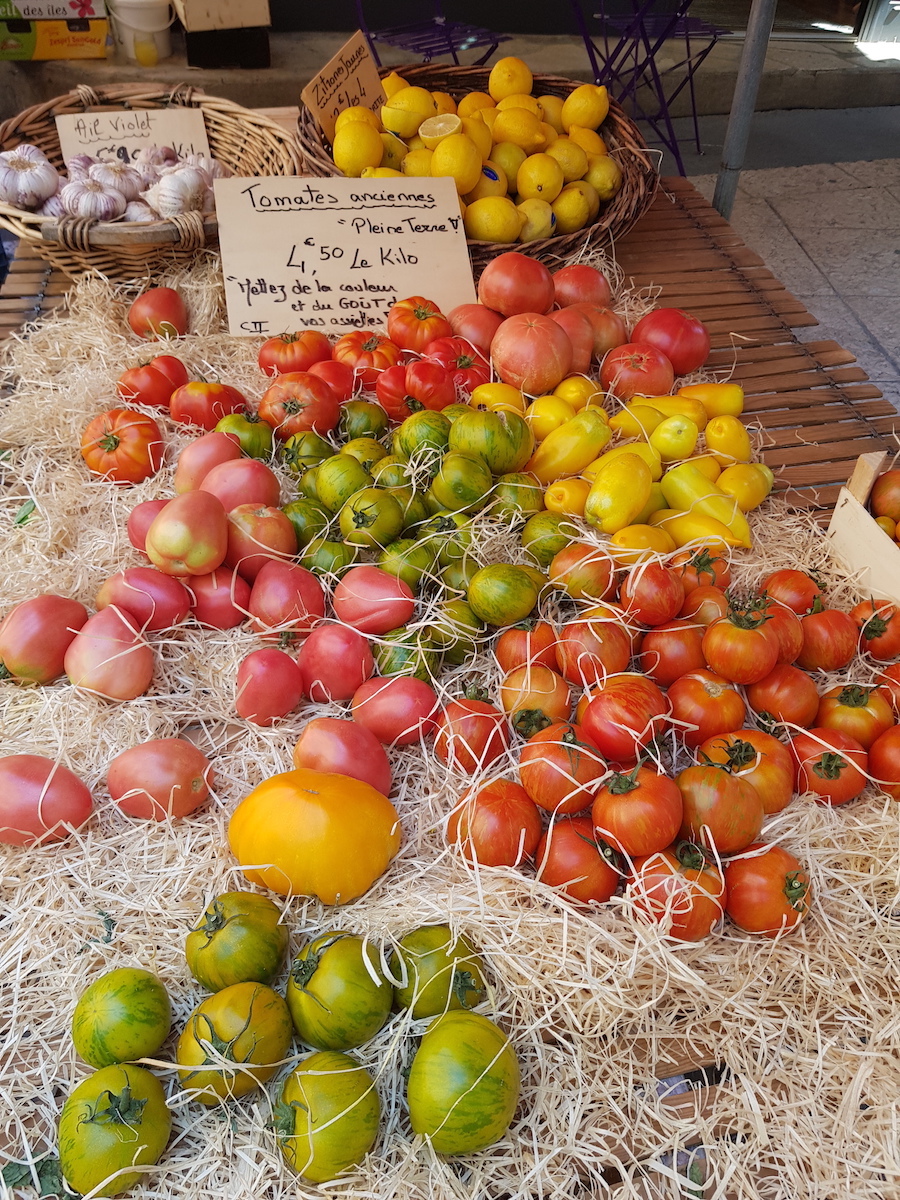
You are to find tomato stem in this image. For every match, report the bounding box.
[836,684,873,708]
[98,433,120,453]
[812,752,849,780]
[784,870,810,910]
[83,1086,147,1127]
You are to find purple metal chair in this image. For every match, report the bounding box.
[571,0,726,174]
[354,0,511,66]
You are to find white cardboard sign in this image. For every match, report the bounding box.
[55,108,211,167]
[214,175,477,338]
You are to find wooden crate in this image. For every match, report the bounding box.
[172,0,270,30]
[827,451,900,604]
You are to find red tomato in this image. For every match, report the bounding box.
[567,303,628,360]
[745,663,820,733]
[188,568,250,630]
[116,363,174,409]
[579,674,669,764]
[500,664,571,739]
[387,295,452,353]
[332,330,403,388]
[107,738,212,820]
[80,408,164,485]
[332,566,415,635]
[628,843,725,942]
[308,358,357,401]
[549,543,615,602]
[297,623,374,702]
[0,594,88,684]
[173,431,242,494]
[423,335,491,396]
[170,381,247,431]
[670,547,731,594]
[198,458,281,512]
[791,727,868,805]
[599,342,674,401]
[292,717,392,795]
[680,585,729,626]
[869,469,900,520]
[852,599,900,661]
[128,287,188,339]
[247,560,326,641]
[477,252,555,316]
[554,615,631,687]
[127,499,170,555]
[224,504,298,583]
[95,568,191,632]
[0,754,92,846]
[350,676,439,745]
[434,697,511,775]
[64,607,154,701]
[235,647,304,726]
[535,816,621,904]
[620,561,685,627]
[258,330,332,376]
[724,843,811,937]
[796,604,857,672]
[701,605,779,685]
[676,763,764,855]
[637,619,706,687]
[518,720,607,815]
[876,662,900,715]
[148,354,189,391]
[815,684,894,750]
[630,308,710,376]
[549,307,593,374]
[761,569,823,615]
[447,303,504,355]
[697,729,794,815]
[446,778,542,866]
[667,669,745,748]
[764,601,804,665]
[591,766,682,857]
[257,372,340,440]
[552,264,612,309]
[495,620,558,673]
[869,725,900,799]
[489,314,572,395]
[375,360,456,420]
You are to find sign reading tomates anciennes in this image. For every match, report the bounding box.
[214,175,477,338]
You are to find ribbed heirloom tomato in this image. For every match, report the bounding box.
[628,842,725,942]
[816,684,894,749]
[580,674,669,764]
[667,669,745,747]
[375,360,456,418]
[519,720,607,814]
[592,765,683,857]
[447,778,542,866]
[676,763,764,854]
[81,408,163,484]
[535,815,622,904]
[435,696,511,774]
[387,295,452,351]
[724,843,811,936]
[258,372,340,439]
[425,335,492,395]
[697,729,794,815]
[258,330,332,375]
[332,330,402,387]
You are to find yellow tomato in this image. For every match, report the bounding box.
[609,524,677,565]
[687,454,722,482]
[470,382,526,414]
[644,395,708,432]
[554,375,604,411]
[609,403,664,440]
[650,508,742,550]
[523,395,576,441]
[659,462,752,548]
[583,441,663,482]
[526,409,611,483]
[716,463,774,512]
[632,482,667,524]
[877,515,897,538]
[705,415,753,466]
[648,415,699,463]
[679,382,744,418]
[544,477,591,517]
[583,453,652,534]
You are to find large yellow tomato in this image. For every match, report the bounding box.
[228,769,401,904]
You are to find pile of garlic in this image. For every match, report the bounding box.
[0,142,232,222]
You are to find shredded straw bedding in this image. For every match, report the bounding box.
[1,257,899,1200]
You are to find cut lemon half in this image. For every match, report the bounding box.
[419,113,463,149]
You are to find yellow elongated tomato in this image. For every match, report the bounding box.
[660,462,752,547]
[632,481,667,524]
[469,382,526,414]
[705,415,753,466]
[679,381,744,418]
[716,463,774,511]
[228,768,401,903]
[609,524,676,564]
[643,395,708,432]
[526,408,611,483]
[650,508,742,549]
[554,374,603,411]
[582,441,663,482]
[648,414,699,463]
[687,453,722,481]
[609,403,664,439]
[544,476,590,517]
[584,452,652,534]
[523,395,575,441]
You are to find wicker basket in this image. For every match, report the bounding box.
[0,84,304,280]
[298,65,658,277]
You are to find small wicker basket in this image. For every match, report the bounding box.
[0,83,304,280]
[298,65,658,277]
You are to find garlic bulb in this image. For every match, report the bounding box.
[134,161,160,190]
[123,200,158,223]
[182,152,232,180]
[89,160,143,202]
[201,186,216,213]
[66,154,98,181]
[37,192,66,218]
[135,144,178,169]
[140,165,206,217]
[60,178,126,221]
[0,143,60,211]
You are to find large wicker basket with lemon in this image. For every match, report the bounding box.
[298,61,658,276]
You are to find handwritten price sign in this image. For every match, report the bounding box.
[300,30,385,143]
[214,175,477,338]
[55,108,211,167]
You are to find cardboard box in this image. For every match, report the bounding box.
[0,17,108,58]
[172,0,269,32]
[827,451,900,604]
[0,0,105,16]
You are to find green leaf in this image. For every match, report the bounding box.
[76,910,116,955]
[2,1163,32,1188]
[14,499,35,525]
[1,1156,68,1198]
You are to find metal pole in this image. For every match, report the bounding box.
[712,0,779,219]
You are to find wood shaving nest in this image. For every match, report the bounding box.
[1,261,898,1200]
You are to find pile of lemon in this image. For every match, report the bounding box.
[329,56,624,244]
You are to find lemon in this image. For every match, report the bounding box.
[539,122,558,149]
[551,182,591,233]
[491,141,526,192]
[496,93,542,117]
[464,160,508,202]
[431,91,457,116]
[406,134,426,151]
[333,121,384,177]
[566,178,600,220]
[491,108,544,153]
[361,166,404,177]
[516,153,564,202]
[381,70,409,98]
[561,84,610,132]
[476,107,499,135]
[585,154,623,200]
[546,137,589,183]
[335,105,381,133]
[460,115,492,160]
[380,86,437,139]
[457,91,495,118]
[419,113,463,148]
[568,125,608,155]
[401,147,434,176]
[430,133,482,194]
[517,197,557,242]
[464,195,525,243]
[488,56,533,101]
[380,131,408,170]
[537,94,565,133]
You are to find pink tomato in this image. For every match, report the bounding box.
[478,252,555,316]
[447,303,505,355]
[198,457,281,512]
[292,717,392,794]
[297,622,374,702]
[145,491,228,577]
[0,754,93,846]
[224,504,298,582]
[552,264,612,309]
[95,568,191,632]
[127,498,170,555]
[490,313,573,395]
[64,607,154,701]
[248,560,326,641]
[568,303,628,360]
[600,342,675,400]
[188,568,250,630]
[0,594,88,684]
[107,738,212,820]
[549,307,593,374]
[235,647,304,726]
[332,566,415,636]
[350,676,439,745]
[173,430,242,494]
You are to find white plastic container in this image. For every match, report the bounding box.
[108,0,173,65]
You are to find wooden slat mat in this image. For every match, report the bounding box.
[0,248,66,334]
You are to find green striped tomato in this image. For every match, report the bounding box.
[430,451,493,512]
[394,410,451,467]
[467,563,538,626]
[342,436,389,473]
[491,472,545,521]
[448,409,534,474]
[286,933,392,1051]
[315,454,373,512]
[374,627,443,681]
[340,399,389,441]
[185,891,288,993]
[391,925,486,1019]
[521,511,572,567]
[71,968,171,1069]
